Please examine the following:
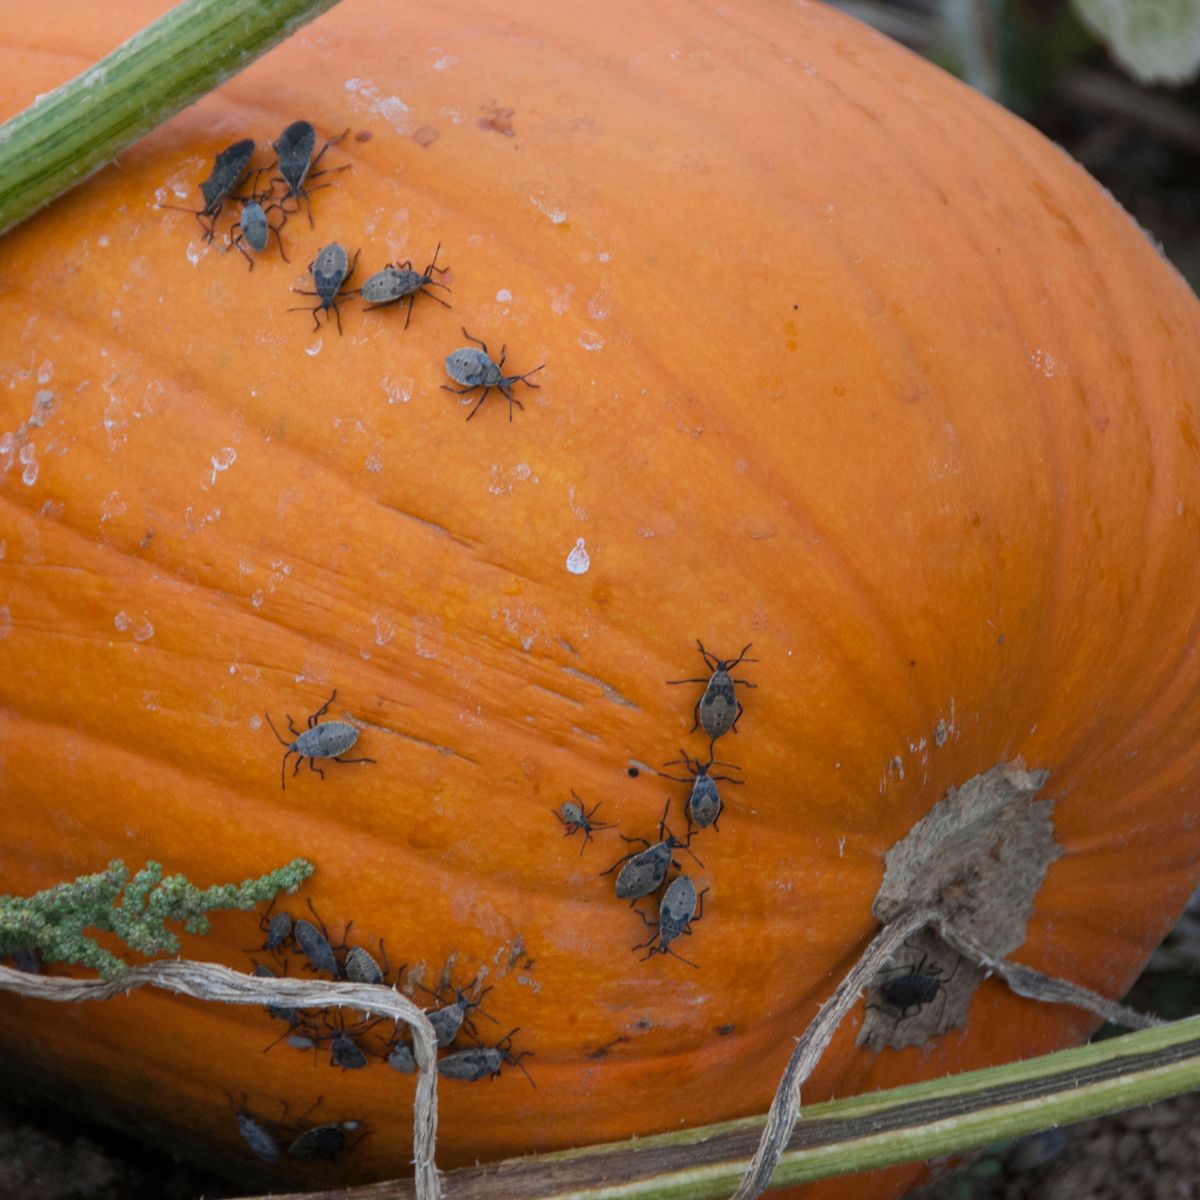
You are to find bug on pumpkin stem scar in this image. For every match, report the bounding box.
[263,688,374,789]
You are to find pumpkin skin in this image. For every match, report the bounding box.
[2,0,1200,1192]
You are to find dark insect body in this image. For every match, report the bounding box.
[553,790,614,854]
[414,973,496,1047]
[602,800,702,904]
[286,1119,364,1160]
[660,750,743,831]
[387,1039,417,1073]
[868,951,959,1029]
[443,327,545,421]
[248,898,295,955]
[667,640,758,744]
[273,120,351,226]
[264,688,374,789]
[159,138,255,242]
[288,244,361,334]
[636,875,707,967]
[230,182,290,269]
[344,942,389,986]
[359,242,451,328]
[252,959,300,1025]
[437,1029,535,1087]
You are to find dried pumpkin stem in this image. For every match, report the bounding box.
[0,961,444,1200]
[731,907,936,1200]
[0,0,344,236]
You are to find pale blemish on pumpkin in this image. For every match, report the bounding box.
[343,78,413,132]
[382,375,413,405]
[371,614,396,647]
[20,444,37,487]
[579,331,604,352]
[99,492,126,524]
[432,54,457,71]
[0,606,10,639]
[1026,347,1062,378]
[567,486,589,520]
[562,665,638,710]
[201,446,236,490]
[548,284,574,315]
[530,195,568,225]
[114,611,154,642]
[304,339,322,357]
[495,288,512,303]
[488,462,538,494]
[566,537,590,575]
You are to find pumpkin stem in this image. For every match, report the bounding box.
[0,0,344,237]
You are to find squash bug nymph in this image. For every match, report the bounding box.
[159,138,256,242]
[868,951,959,1031]
[660,750,743,831]
[229,173,290,269]
[289,244,360,334]
[286,1119,366,1160]
[228,1094,282,1164]
[636,875,707,967]
[437,1029,535,1088]
[667,640,758,745]
[359,242,452,328]
[553,790,614,854]
[263,688,374,789]
[602,800,702,904]
[272,120,351,227]
[443,326,544,421]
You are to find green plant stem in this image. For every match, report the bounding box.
[0,0,343,236]
[246,1016,1200,1200]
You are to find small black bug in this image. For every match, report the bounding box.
[553,790,614,854]
[437,1028,535,1088]
[635,875,707,967]
[601,800,702,905]
[659,750,743,831]
[359,242,452,328]
[247,897,295,955]
[868,951,959,1030]
[159,138,256,242]
[264,688,375,790]
[288,244,361,335]
[667,640,759,744]
[286,1118,365,1160]
[229,1095,282,1164]
[273,121,351,227]
[310,1009,386,1070]
[443,327,545,421]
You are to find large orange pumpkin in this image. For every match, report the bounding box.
[2,0,1200,1192]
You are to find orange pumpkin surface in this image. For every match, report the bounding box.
[2,0,1200,1192]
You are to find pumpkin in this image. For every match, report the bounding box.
[2,0,1200,1192]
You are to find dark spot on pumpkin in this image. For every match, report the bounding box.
[413,126,439,148]
[479,105,516,136]
[627,767,639,778]
[354,130,372,143]
[715,1023,735,1036]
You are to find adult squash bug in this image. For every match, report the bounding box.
[286,1118,365,1160]
[230,174,290,269]
[387,1038,417,1074]
[443,327,545,421]
[437,1029,535,1088]
[272,120,350,227]
[602,800,702,904]
[667,640,758,744]
[413,971,496,1047]
[359,242,452,328]
[228,1094,282,1164]
[635,875,707,967]
[288,244,360,334]
[553,790,614,854]
[291,899,351,978]
[660,750,743,831]
[264,688,374,790]
[344,941,392,986]
[159,138,255,242]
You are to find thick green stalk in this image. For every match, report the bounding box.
[0,0,343,236]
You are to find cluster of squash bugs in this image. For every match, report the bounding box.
[247,897,534,1091]
[159,122,351,269]
[230,1094,367,1165]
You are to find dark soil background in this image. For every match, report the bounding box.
[3,2,1199,1198]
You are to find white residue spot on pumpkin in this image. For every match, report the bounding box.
[114,611,131,632]
[414,613,443,659]
[587,289,611,320]
[185,240,208,267]
[37,361,53,385]
[1026,347,1062,378]
[496,288,512,303]
[383,375,413,404]
[372,613,396,647]
[579,331,604,352]
[305,339,323,357]
[248,714,263,731]
[202,446,237,489]
[20,445,38,487]
[488,462,538,495]
[98,234,111,246]
[548,284,575,315]
[568,486,589,520]
[100,492,126,524]
[597,250,611,262]
[365,454,383,472]
[251,588,264,609]
[432,53,458,70]
[887,755,905,781]
[530,195,568,225]
[566,538,590,575]
[115,611,154,641]
[344,77,412,132]
[0,606,11,639]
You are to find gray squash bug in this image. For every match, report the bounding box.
[263,688,375,790]
[229,1094,282,1164]
[288,244,361,334]
[253,959,301,1026]
[359,242,452,328]
[553,790,614,854]
[387,1038,417,1074]
[229,175,290,269]
[247,897,295,955]
[413,972,496,1047]
[442,327,545,421]
[292,899,350,977]
[659,750,743,831]
[667,640,758,744]
[272,120,351,227]
[437,1029,535,1088]
[159,138,255,242]
[286,1118,365,1160]
[602,800,702,904]
[344,942,389,986]
[635,875,707,967]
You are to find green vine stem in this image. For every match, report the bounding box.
[240,1015,1200,1200]
[0,0,343,236]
